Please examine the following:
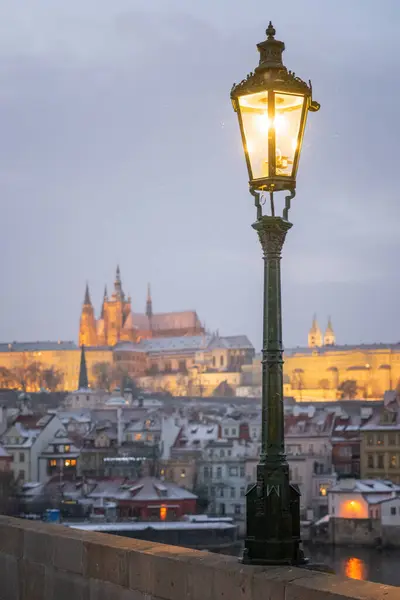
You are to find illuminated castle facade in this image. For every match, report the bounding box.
[79,267,204,347]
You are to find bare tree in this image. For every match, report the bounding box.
[0,367,16,389]
[11,361,43,392]
[338,380,358,400]
[92,362,113,392]
[41,367,64,392]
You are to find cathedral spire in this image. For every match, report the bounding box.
[84,283,92,306]
[308,314,322,348]
[78,345,89,390]
[114,265,123,298]
[101,285,108,319]
[146,283,153,326]
[324,316,335,346]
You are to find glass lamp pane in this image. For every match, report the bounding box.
[238,91,270,180]
[274,93,305,177]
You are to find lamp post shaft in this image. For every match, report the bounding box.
[257,216,291,463]
[243,215,304,565]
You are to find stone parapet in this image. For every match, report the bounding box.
[0,515,398,600]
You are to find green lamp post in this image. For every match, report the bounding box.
[231,23,320,565]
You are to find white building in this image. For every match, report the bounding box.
[328,478,400,519]
[2,414,63,482]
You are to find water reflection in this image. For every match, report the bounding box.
[229,544,400,586]
[344,557,366,581]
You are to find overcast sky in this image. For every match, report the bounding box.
[0,0,399,350]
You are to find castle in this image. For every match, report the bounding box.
[79,266,204,347]
[283,315,400,400]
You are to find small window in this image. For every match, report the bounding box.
[217,467,222,479]
[367,454,374,469]
[19,453,25,463]
[240,466,245,477]
[377,454,385,469]
[229,467,238,476]
[234,504,241,515]
[240,487,245,497]
[391,507,396,516]
[377,433,384,446]
[220,355,224,367]
[219,488,224,498]
[224,428,229,436]
[367,434,374,446]
[230,487,236,498]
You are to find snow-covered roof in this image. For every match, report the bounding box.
[330,479,400,494]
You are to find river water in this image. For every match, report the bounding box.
[230,545,400,587]
[308,546,400,587]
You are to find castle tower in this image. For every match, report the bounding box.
[146,283,153,330]
[308,315,322,348]
[106,266,126,345]
[78,284,98,347]
[101,285,108,319]
[78,345,89,389]
[324,317,336,346]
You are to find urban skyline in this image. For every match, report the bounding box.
[0,1,399,349]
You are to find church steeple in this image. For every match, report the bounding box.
[308,314,322,348]
[324,316,335,346]
[146,283,153,328]
[78,345,89,390]
[79,283,98,347]
[84,283,92,306]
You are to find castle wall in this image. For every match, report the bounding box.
[283,347,399,399]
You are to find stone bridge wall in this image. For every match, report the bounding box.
[0,515,398,600]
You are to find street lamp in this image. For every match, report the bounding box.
[231,23,319,565]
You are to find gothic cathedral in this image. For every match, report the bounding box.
[79,267,204,347]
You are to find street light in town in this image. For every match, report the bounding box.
[231,23,319,565]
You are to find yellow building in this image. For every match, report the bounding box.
[284,317,399,400]
[360,398,400,484]
[0,342,112,392]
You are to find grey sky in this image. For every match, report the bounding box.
[0,0,399,350]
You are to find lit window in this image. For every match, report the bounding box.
[50,459,57,467]
[376,433,384,446]
[180,469,186,479]
[64,445,70,453]
[390,455,397,469]
[160,506,167,521]
[319,485,328,497]
[134,433,142,441]
[64,460,71,467]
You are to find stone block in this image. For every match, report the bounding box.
[19,559,46,600]
[0,523,23,557]
[285,571,400,600]
[24,529,54,566]
[89,579,148,600]
[128,549,154,594]
[45,568,89,600]
[84,541,129,587]
[0,553,19,600]
[53,534,84,574]
[209,557,257,600]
